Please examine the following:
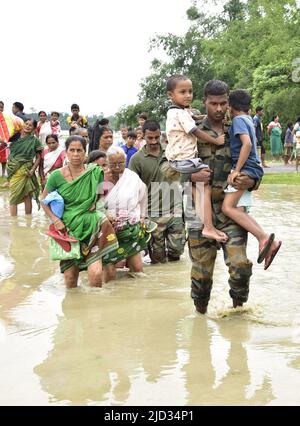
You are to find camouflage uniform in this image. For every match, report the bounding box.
[129,144,186,263]
[149,215,186,263]
[183,118,257,308]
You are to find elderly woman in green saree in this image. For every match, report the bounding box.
[7,118,43,216]
[41,135,118,288]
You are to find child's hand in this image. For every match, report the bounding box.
[227,170,240,185]
[215,134,225,146]
[192,113,205,122]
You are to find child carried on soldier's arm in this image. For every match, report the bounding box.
[222,89,281,270]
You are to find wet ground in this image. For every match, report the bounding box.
[263,162,298,174]
[0,185,300,406]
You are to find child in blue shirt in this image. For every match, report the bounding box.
[122,130,138,167]
[222,89,281,270]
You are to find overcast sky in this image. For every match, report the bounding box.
[1,0,196,117]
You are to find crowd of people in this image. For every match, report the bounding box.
[0,81,290,313]
[251,108,300,169]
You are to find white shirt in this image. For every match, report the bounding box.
[165,108,197,161]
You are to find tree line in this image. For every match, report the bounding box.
[115,0,300,133]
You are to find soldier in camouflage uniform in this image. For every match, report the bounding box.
[129,121,186,263]
[182,80,261,314]
[148,215,185,263]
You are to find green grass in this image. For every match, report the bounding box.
[1,173,299,189]
[262,173,300,184]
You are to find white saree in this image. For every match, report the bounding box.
[105,168,147,229]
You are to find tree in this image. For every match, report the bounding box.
[115,0,300,132]
[223,0,245,21]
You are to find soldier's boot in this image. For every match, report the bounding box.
[195,304,208,315]
[232,299,244,308]
[168,254,180,262]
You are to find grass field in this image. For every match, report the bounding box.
[262,173,300,185]
[1,173,300,188]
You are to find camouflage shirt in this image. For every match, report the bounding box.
[129,144,183,217]
[182,117,255,230]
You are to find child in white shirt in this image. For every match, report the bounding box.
[165,74,227,242]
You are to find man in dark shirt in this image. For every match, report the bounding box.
[129,121,185,263]
[10,102,27,141]
[253,106,268,168]
[12,102,27,121]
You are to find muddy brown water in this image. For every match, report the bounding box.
[0,185,300,405]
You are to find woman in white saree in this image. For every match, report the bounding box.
[101,146,148,280]
[39,134,65,188]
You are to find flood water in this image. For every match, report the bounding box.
[0,185,300,406]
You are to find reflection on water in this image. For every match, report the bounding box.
[1,186,300,405]
[180,316,274,405]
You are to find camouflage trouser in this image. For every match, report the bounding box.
[149,215,186,263]
[188,223,252,307]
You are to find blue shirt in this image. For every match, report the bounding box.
[122,145,138,167]
[229,115,263,179]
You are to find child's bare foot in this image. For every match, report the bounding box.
[202,226,228,242]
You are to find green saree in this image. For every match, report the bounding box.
[270,126,283,156]
[102,222,148,266]
[45,164,119,272]
[7,135,43,206]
